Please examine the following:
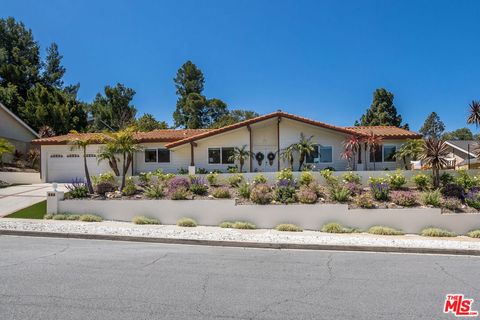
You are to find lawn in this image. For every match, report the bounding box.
[6,201,46,219]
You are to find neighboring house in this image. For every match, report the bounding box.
[445,140,479,169]
[0,102,40,163]
[32,111,421,182]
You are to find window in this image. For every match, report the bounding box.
[208,148,221,164]
[383,145,397,162]
[369,146,382,162]
[157,148,170,163]
[145,149,157,163]
[221,147,234,164]
[50,154,63,158]
[66,154,79,158]
[85,154,96,158]
[306,145,332,163]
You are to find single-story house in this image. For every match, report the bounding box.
[32,111,421,182]
[0,102,39,163]
[445,140,479,169]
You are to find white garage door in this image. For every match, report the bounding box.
[47,152,112,183]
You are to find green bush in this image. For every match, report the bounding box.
[44,213,53,220]
[439,172,454,187]
[386,170,406,190]
[298,171,315,186]
[276,168,294,182]
[138,172,152,185]
[466,230,480,238]
[253,174,267,184]
[52,214,67,220]
[368,226,404,235]
[212,187,231,199]
[50,214,80,220]
[421,190,442,207]
[228,174,244,187]
[206,172,219,186]
[91,172,116,187]
[177,217,197,227]
[273,186,297,204]
[250,184,273,204]
[95,181,116,196]
[320,168,339,186]
[132,216,161,225]
[233,221,256,229]
[321,222,355,234]
[189,183,208,196]
[144,183,164,199]
[342,171,361,184]
[330,186,350,202]
[421,227,456,237]
[170,187,189,200]
[238,183,251,199]
[66,214,80,221]
[455,169,478,189]
[219,221,234,228]
[412,174,430,190]
[79,214,103,222]
[369,182,390,201]
[275,224,303,232]
[354,193,375,208]
[122,177,137,196]
[297,185,318,204]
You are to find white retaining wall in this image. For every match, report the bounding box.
[55,198,480,235]
[0,172,41,184]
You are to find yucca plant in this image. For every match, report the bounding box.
[420,138,449,188]
[467,100,480,127]
[228,145,253,173]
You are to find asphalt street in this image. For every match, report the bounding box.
[0,235,478,319]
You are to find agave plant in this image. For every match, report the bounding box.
[228,145,253,173]
[467,100,480,127]
[420,138,449,188]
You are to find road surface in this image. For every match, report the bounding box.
[0,236,478,319]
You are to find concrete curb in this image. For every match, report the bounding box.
[1,229,480,256]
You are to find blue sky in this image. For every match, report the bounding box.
[2,0,480,132]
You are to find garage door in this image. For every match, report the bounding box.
[47,152,112,183]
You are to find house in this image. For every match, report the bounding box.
[0,102,40,163]
[445,140,479,169]
[32,111,421,182]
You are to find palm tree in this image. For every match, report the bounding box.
[420,138,449,188]
[228,145,253,172]
[0,138,15,167]
[467,100,480,127]
[280,145,295,170]
[394,139,424,169]
[295,133,315,171]
[365,132,383,171]
[110,128,142,189]
[343,134,362,170]
[68,134,96,193]
[97,140,121,176]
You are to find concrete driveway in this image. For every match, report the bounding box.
[0,183,67,217]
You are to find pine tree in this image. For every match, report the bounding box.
[42,43,66,89]
[356,88,407,128]
[420,112,445,139]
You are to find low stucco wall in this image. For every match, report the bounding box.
[56,199,480,234]
[0,172,41,184]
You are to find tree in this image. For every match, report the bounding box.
[356,88,407,128]
[41,43,65,89]
[420,112,445,139]
[109,128,141,189]
[394,139,423,169]
[467,100,480,127]
[294,133,315,171]
[135,113,168,131]
[343,135,362,171]
[365,132,383,171]
[228,145,253,173]
[68,134,96,194]
[97,141,121,176]
[280,145,295,170]
[420,139,449,188]
[210,109,259,128]
[90,83,137,131]
[0,138,15,166]
[442,128,474,141]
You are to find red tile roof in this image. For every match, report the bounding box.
[344,126,422,139]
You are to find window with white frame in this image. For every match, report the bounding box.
[306,145,332,163]
[383,145,397,162]
[208,147,234,164]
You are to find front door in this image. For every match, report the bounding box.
[252,147,278,172]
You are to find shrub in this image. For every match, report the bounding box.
[52,214,67,220]
[219,221,234,228]
[368,176,387,184]
[464,190,480,210]
[122,177,137,196]
[276,168,294,182]
[320,168,338,187]
[233,221,256,229]
[206,172,218,186]
[253,174,267,184]
[250,183,273,204]
[168,176,190,191]
[170,187,189,200]
[177,168,188,174]
[275,224,303,232]
[321,222,354,233]
[297,185,318,204]
[330,186,350,202]
[421,190,442,207]
[370,182,390,201]
[274,180,297,204]
[79,214,103,222]
[238,183,251,199]
[421,227,456,237]
[132,216,161,225]
[189,176,208,195]
[66,178,89,198]
[368,226,404,235]
[386,170,406,190]
[66,214,80,221]
[138,172,152,185]
[441,183,464,200]
[442,197,462,211]
[212,187,231,199]
[196,168,208,174]
[344,182,362,195]
[227,166,238,173]
[412,174,430,190]
[144,183,164,199]
[390,190,417,207]
[354,193,375,208]
[44,213,53,220]
[177,217,197,227]
[91,172,116,187]
[342,171,361,184]
[439,172,454,186]
[455,169,478,189]
[467,230,480,238]
[228,173,244,187]
[95,181,116,196]
[298,171,315,186]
